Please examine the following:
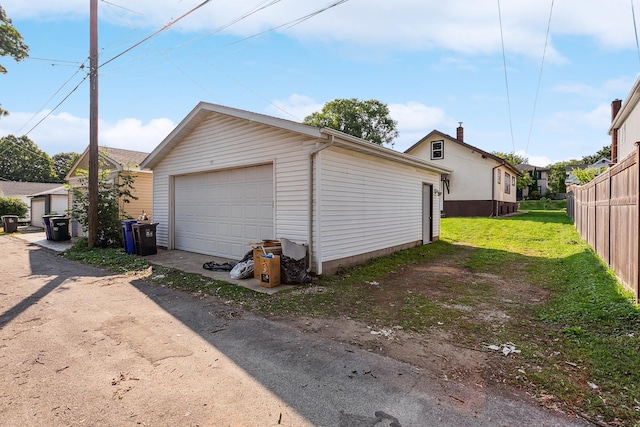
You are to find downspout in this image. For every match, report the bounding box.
[307,134,336,273]
[492,164,501,217]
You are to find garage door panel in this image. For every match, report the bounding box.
[175,164,273,259]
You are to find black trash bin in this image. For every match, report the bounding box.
[1,215,19,233]
[51,217,71,241]
[42,214,63,240]
[132,222,158,256]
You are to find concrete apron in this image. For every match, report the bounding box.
[145,248,295,295]
[12,231,294,295]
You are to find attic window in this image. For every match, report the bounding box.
[431,140,444,160]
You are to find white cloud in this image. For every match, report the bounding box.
[0,111,174,155]
[389,102,454,151]
[3,0,636,61]
[266,94,323,122]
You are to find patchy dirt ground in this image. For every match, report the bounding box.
[276,246,560,413]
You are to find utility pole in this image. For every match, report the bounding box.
[88,0,99,248]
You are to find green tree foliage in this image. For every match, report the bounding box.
[0,5,29,116]
[516,170,532,191]
[493,151,528,165]
[67,168,138,247]
[303,98,399,146]
[52,152,80,182]
[0,135,56,182]
[582,145,611,165]
[572,167,605,184]
[548,160,581,194]
[0,196,27,217]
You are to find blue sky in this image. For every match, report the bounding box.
[0,0,638,166]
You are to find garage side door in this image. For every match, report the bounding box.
[174,164,274,259]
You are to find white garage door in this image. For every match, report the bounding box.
[174,164,274,259]
[31,199,45,228]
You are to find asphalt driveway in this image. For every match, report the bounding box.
[0,234,590,426]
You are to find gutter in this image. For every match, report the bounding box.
[307,134,336,274]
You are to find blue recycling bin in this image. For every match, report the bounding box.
[121,220,137,254]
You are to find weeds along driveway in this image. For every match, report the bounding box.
[0,235,594,427]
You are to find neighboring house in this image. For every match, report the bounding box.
[0,181,62,223]
[565,158,611,185]
[66,147,152,236]
[515,164,551,199]
[405,125,520,217]
[140,102,451,275]
[610,76,640,163]
[29,186,70,228]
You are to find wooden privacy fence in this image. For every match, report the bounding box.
[567,147,639,301]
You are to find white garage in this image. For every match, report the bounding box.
[174,164,274,259]
[141,102,451,275]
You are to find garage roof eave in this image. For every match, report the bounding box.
[140,102,323,170]
[319,128,452,175]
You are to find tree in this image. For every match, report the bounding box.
[67,168,137,247]
[52,152,81,182]
[303,98,399,146]
[547,160,581,194]
[516,171,533,191]
[493,151,528,165]
[0,135,56,182]
[582,145,611,165]
[0,196,27,217]
[572,166,606,184]
[0,5,29,116]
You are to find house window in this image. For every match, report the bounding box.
[497,171,501,184]
[505,172,511,194]
[431,140,444,160]
[512,177,515,186]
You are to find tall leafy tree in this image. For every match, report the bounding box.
[303,98,399,146]
[0,5,29,116]
[0,135,56,182]
[492,151,528,165]
[582,145,611,164]
[52,151,81,182]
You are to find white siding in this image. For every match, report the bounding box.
[317,147,440,262]
[409,136,496,200]
[151,113,316,249]
[619,105,640,160]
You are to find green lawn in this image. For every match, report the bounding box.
[63,210,640,425]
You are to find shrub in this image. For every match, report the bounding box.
[0,196,28,218]
[67,169,137,248]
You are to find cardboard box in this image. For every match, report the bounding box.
[258,254,281,288]
[253,246,282,279]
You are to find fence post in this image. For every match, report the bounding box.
[636,142,640,302]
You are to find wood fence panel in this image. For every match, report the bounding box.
[569,147,639,300]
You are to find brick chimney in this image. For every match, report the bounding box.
[456,122,464,142]
[611,99,622,163]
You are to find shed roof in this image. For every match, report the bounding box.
[0,181,62,197]
[141,102,452,175]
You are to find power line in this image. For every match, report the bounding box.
[99,0,215,69]
[24,75,89,138]
[525,0,554,157]
[16,63,88,135]
[632,0,640,66]
[497,0,516,154]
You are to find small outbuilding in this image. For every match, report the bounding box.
[141,102,451,275]
[29,186,69,228]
